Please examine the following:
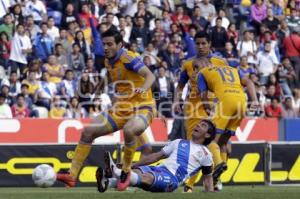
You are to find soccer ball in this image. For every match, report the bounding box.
[32,164,56,188]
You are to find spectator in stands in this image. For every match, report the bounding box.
[25,0,47,25]
[134,0,154,26]
[282,96,298,118]
[60,69,78,99]
[277,20,291,55]
[0,93,12,118]
[78,3,97,27]
[25,15,41,41]
[79,17,92,46]
[0,31,11,69]
[47,16,60,41]
[79,70,94,110]
[60,3,78,29]
[88,97,102,117]
[161,10,172,34]
[67,43,85,75]
[268,74,283,97]
[171,5,191,32]
[99,4,120,27]
[54,29,71,54]
[158,42,181,74]
[11,94,31,118]
[130,16,151,49]
[105,13,119,32]
[48,95,67,118]
[238,56,256,78]
[237,30,257,66]
[227,23,239,48]
[257,41,279,85]
[9,23,32,77]
[74,30,91,60]
[285,8,300,30]
[152,66,174,118]
[36,71,57,110]
[271,0,284,20]
[33,23,54,62]
[0,14,14,39]
[277,58,296,96]
[1,71,21,100]
[265,97,283,118]
[222,42,239,67]
[198,0,216,21]
[250,0,267,35]
[209,17,228,52]
[1,84,13,105]
[11,3,24,27]
[42,55,64,85]
[66,96,87,119]
[20,84,33,110]
[55,43,68,69]
[22,70,40,98]
[211,8,230,29]
[281,57,297,90]
[265,84,279,102]
[293,89,300,110]
[262,7,280,32]
[283,27,300,88]
[191,6,208,32]
[259,30,280,61]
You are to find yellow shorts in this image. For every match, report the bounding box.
[184,103,208,140]
[212,98,247,135]
[99,105,155,132]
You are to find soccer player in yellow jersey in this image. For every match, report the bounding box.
[57,29,155,191]
[174,32,228,192]
[197,59,259,188]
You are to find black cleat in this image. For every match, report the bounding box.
[183,185,193,193]
[96,167,108,193]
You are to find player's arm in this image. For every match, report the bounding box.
[201,154,214,192]
[132,151,166,168]
[240,75,259,109]
[197,72,210,113]
[202,171,214,192]
[135,66,155,93]
[174,67,189,112]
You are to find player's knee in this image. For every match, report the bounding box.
[80,124,109,143]
[123,123,144,137]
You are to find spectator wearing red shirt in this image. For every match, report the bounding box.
[0,31,11,69]
[171,5,191,32]
[283,28,300,87]
[79,4,97,27]
[265,97,283,118]
[11,94,30,118]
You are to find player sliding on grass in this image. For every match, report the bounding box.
[57,29,155,191]
[96,120,216,193]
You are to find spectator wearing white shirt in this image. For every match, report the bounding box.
[0,93,12,118]
[25,0,47,25]
[198,0,216,22]
[211,9,230,29]
[237,30,257,66]
[9,23,32,77]
[47,16,60,41]
[257,41,279,85]
[1,71,21,100]
[25,15,41,41]
[36,71,57,110]
[60,69,77,99]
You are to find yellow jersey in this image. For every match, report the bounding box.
[179,54,228,103]
[197,65,245,101]
[22,80,40,95]
[105,49,154,108]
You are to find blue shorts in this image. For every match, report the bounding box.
[137,166,179,192]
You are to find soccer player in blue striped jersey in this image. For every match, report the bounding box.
[96,120,216,193]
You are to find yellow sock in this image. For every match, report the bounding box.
[122,142,137,173]
[69,143,92,178]
[207,142,223,166]
[221,152,228,163]
[185,172,201,188]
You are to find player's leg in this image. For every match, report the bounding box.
[136,132,152,159]
[118,107,154,190]
[57,111,122,187]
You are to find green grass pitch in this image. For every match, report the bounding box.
[0,186,300,199]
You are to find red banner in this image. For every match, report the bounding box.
[0,118,278,144]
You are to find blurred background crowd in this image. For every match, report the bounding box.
[0,0,299,119]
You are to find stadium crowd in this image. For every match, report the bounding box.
[0,0,299,119]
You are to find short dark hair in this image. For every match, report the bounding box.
[101,29,123,44]
[16,93,25,99]
[216,16,222,21]
[202,119,216,145]
[194,31,210,42]
[21,84,29,89]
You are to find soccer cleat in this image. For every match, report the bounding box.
[56,172,76,187]
[214,179,223,191]
[212,162,227,184]
[104,151,115,178]
[117,171,131,191]
[96,167,108,193]
[183,185,193,193]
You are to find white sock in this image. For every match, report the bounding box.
[113,167,140,186]
[108,178,117,188]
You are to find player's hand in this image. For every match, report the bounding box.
[134,87,146,94]
[249,101,260,113]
